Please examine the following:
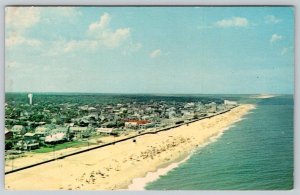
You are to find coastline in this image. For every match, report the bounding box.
[5,104,255,190]
[126,117,247,190]
[126,151,193,190]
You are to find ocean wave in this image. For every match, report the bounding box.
[126,124,238,190]
[125,113,250,190]
[125,154,192,190]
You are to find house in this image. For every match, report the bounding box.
[35,125,52,137]
[206,102,217,113]
[139,122,155,129]
[88,113,98,120]
[224,100,238,108]
[65,123,75,127]
[24,132,39,142]
[5,128,13,140]
[79,105,89,111]
[96,127,113,135]
[224,100,237,105]
[184,102,195,109]
[196,103,207,113]
[168,111,176,119]
[78,117,90,126]
[88,107,97,112]
[101,121,116,128]
[124,120,138,129]
[45,127,70,143]
[11,125,26,136]
[70,126,92,139]
[13,132,41,150]
[16,140,39,150]
[182,112,195,120]
[124,120,152,129]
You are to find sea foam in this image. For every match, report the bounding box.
[126,124,239,190]
[125,109,253,190]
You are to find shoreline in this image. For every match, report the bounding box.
[126,150,193,190]
[126,117,247,190]
[5,107,233,173]
[5,104,256,190]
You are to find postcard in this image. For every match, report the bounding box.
[4,6,294,190]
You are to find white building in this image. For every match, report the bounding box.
[224,100,238,106]
[125,120,153,129]
[45,127,69,143]
[96,128,113,135]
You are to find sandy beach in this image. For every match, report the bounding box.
[4,132,139,172]
[5,104,255,190]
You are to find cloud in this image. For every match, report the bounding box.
[215,17,249,28]
[149,49,162,58]
[44,38,97,56]
[46,12,133,55]
[6,10,137,56]
[87,13,131,48]
[88,12,111,31]
[62,40,98,53]
[270,34,283,44]
[5,7,41,48]
[265,15,282,24]
[280,46,293,55]
[6,33,41,47]
[122,42,143,55]
[99,28,131,48]
[6,7,40,31]
[42,7,82,24]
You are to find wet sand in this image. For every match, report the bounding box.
[5,104,255,190]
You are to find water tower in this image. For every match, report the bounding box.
[28,93,33,105]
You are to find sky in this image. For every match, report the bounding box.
[5,6,294,94]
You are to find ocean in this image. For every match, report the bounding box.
[145,95,294,190]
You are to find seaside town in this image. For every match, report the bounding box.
[4,6,293,191]
[4,94,237,155]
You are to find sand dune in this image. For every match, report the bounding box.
[5,104,255,190]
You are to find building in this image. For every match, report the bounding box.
[24,132,39,142]
[11,125,26,136]
[35,125,52,137]
[70,126,92,139]
[96,127,114,135]
[224,100,238,107]
[182,112,195,120]
[168,111,177,118]
[124,120,152,129]
[88,107,97,112]
[139,122,155,129]
[45,127,70,143]
[206,102,217,113]
[16,139,39,150]
[5,128,13,140]
[184,102,195,109]
[78,117,91,126]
